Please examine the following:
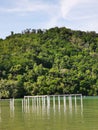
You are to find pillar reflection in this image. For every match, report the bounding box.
[10,98,15,117]
[22,94,83,117]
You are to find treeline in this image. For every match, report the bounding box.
[0,27,98,98]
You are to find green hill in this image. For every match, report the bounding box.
[0,27,98,98]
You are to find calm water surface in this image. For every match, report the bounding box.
[0,97,98,130]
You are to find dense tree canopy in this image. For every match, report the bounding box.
[0,27,98,98]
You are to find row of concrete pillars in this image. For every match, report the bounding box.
[22,94,83,113]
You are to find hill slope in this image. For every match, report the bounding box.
[0,27,98,98]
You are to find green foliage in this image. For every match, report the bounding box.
[0,27,98,98]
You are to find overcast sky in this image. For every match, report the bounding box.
[0,0,98,38]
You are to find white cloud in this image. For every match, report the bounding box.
[45,0,83,28]
[59,0,81,19]
[45,15,60,28]
[0,0,50,13]
[15,0,48,12]
[45,0,82,28]
[55,0,98,32]
[0,0,98,39]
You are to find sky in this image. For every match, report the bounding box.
[0,0,98,39]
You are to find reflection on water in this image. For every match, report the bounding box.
[10,99,15,118]
[22,95,83,117]
[0,95,85,130]
[0,95,83,117]
[1,96,98,130]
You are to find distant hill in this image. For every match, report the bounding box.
[0,27,98,98]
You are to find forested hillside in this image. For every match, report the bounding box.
[0,27,98,98]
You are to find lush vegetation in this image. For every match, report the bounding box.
[0,27,98,98]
